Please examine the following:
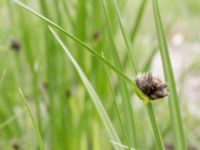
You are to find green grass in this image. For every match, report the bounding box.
[49,27,122,147]
[18,88,45,150]
[152,0,187,149]
[110,0,164,149]
[0,0,199,149]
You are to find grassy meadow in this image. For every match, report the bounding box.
[0,0,200,149]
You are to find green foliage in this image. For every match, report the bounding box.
[0,0,199,149]
[152,0,187,149]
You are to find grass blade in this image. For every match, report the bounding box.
[110,0,164,148]
[101,0,138,147]
[130,0,148,42]
[105,65,131,148]
[112,0,139,74]
[49,27,122,149]
[111,141,135,150]
[0,70,7,84]
[0,115,17,130]
[146,103,164,149]
[152,0,187,149]
[14,1,164,148]
[13,0,147,102]
[18,88,45,150]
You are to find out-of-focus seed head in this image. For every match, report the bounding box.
[92,31,101,41]
[10,39,21,52]
[135,73,168,100]
[11,139,19,150]
[42,82,48,90]
[65,89,71,98]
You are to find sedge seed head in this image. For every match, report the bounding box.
[10,39,21,52]
[92,31,101,41]
[11,140,19,150]
[135,73,168,100]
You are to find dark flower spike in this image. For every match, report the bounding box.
[10,39,21,52]
[11,140,19,150]
[135,73,168,101]
[92,31,101,41]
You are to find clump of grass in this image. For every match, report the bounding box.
[18,88,45,150]
[49,27,122,147]
[0,0,192,149]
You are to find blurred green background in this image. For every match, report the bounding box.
[0,0,200,149]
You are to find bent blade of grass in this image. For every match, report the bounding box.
[13,0,147,101]
[49,27,122,149]
[152,0,187,149]
[18,88,45,150]
[14,1,164,149]
[111,141,135,150]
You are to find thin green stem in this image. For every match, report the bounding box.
[111,0,165,149]
[152,0,187,149]
[24,0,146,106]
[130,0,148,43]
[112,0,139,74]
[18,88,45,150]
[146,103,165,150]
[13,0,146,100]
[101,0,138,147]
[49,27,122,149]
[105,66,131,149]
[0,70,7,84]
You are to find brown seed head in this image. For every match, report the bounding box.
[11,140,19,150]
[10,39,21,52]
[135,73,168,100]
[92,31,101,41]
[65,89,71,98]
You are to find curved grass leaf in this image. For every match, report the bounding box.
[13,0,147,102]
[49,27,123,149]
